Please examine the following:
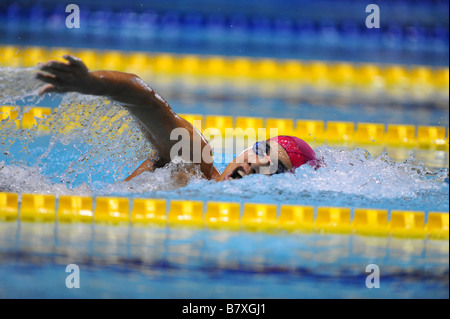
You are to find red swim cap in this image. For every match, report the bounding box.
[269,136,319,170]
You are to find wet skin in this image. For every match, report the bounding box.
[36,56,290,182]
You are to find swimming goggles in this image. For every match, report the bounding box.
[252,141,287,175]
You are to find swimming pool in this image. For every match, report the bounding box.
[0,0,449,300]
[0,56,448,298]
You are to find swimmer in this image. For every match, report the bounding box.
[36,55,320,183]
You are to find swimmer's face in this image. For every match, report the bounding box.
[218,140,293,181]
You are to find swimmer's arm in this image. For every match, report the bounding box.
[36,55,220,180]
[88,71,220,180]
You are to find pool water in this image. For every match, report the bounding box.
[0,222,448,299]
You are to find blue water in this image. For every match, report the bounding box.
[0,222,448,299]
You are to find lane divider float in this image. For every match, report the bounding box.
[1,106,448,150]
[0,192,448,240]
[0,45,448,96]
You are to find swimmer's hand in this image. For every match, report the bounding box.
[36,55,96,96]
[36,55,154,105]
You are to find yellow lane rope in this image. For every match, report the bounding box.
[0,192,448,240]
[1,106,448,150]
[0,45,449,97]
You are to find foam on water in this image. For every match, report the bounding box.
[0,161,91,196]
[0,67,448,211]
[0,67,42,103]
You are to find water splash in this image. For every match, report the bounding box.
[0,67,448,211]
[0,66,42,103]
[99,161,205,196]
[178,147,444,194]
[0,67,155,195]
[0,161,91,195]
[290,146,445,199]
[40,93,155,183]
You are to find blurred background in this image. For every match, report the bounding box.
[1,0,448,127]
[1,0,449,65]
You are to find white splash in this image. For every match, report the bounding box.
[0,161,91,196]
